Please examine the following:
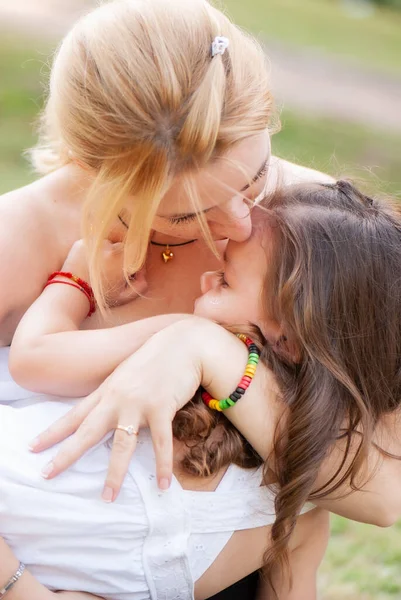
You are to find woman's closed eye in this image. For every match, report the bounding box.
[168,213,198,226]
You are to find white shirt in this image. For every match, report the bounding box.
[0,347,285,599]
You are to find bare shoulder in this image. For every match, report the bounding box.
[289,507,330,551]
[0,183,58,345]
[267,156,335,191]
[0,183,49,270]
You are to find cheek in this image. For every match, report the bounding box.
[193,289,226,319]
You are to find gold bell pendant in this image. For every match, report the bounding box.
[162,245,174,263]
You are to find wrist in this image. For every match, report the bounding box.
[0,538,19,580]
[175,318,283,461]
[172,318,249,395]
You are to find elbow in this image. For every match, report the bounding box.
[8,351,29,389]
[8,344,40,391]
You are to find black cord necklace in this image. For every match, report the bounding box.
[118,214,197,263]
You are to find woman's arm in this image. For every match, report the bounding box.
[0,538,103,600]
[33,317,401,524]
[195,321,401,526]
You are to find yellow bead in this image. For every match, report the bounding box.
[245,367,256,376]
[210,400,222,412]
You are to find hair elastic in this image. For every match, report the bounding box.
[201,334,260,411]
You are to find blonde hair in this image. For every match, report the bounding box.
[31,0,274,306]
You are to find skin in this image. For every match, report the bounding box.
[0,131,334,596]
[0,131,331,343]
[194,232,282,343]
[6,214,400,595]
[6,235,330,598]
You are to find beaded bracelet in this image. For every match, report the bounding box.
[201,334,260,412]
[45,271,96,317]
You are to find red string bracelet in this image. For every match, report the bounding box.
[45,271,96,317]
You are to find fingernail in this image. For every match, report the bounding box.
[29,437,40,451]
[102,486,114,503]
[41,461,54,479]
[159,477,170,491]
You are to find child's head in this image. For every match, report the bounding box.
[193,179,401,590]
[31,0,274,305]
[196,181,401,408]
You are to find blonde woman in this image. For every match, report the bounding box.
[0,0,400,598]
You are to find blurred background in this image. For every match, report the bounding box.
[0,1,400,598]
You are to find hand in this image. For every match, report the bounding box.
[30,321,204,500]
[62,240,148,306]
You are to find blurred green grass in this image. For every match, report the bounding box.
[223,0,401,75]
[1,36,400,197]
[0,37,51,191]
[320,516,401,599]
[0,13,401,599]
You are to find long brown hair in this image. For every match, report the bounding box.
[174,180,401,592]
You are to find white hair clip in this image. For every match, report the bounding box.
[211,36,229,58]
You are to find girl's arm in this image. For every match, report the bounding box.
[9,240,190,396]
[34,317,401,525]
[0,538,103,600]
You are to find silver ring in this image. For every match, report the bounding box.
[115,425,138,436]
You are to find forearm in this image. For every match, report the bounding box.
[0,538,104,600]
[10,304,190,396]
[182,319,401,525]
[0,537,53,600]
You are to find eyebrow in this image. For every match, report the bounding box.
[165,156,269,219]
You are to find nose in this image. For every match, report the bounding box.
[200,271,218,295]
[208,196,252,242]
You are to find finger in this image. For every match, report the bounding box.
[148,411,174,491]
[29,395,99,452]
[102,425,140,502]
[41,406,113,480]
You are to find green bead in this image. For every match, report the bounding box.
[247,359,259,365]
[248,353,260,360]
